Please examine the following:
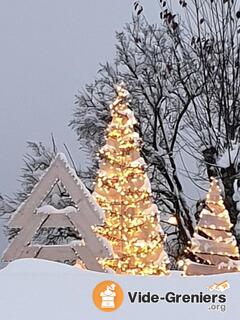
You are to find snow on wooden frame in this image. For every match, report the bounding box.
[182,178,240,276]
[2,153,112,272]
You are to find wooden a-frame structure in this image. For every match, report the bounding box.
[2,153,112,272]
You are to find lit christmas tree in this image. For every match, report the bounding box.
[93,83,169,275]
[182,178,240,275]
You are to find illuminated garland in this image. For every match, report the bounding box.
[180,177,240,276]
[93,83,169,275]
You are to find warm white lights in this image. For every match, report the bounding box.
[93,83,169,276]
[183,177,240,276]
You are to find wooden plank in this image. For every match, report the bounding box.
[67,212,111,259]
[73,245,105,272]
[3,215,48,261]
[78,197,104,228]
[192,238,239,257]
[3,154,112,270]
[9,166,58,228]
[19,246,42,259]
[42,214,73,228]
[75,258,86,269]
[185,261,238,276]
[3,245,41,261]
[57,159,103,225]
[198,228,233,241]
[207,203,226,214]
[194,253,233,266]
[198,214,232,231]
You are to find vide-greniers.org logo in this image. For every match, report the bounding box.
[128,291,227,312]
[128,291,226,303]
[93,281,228,313]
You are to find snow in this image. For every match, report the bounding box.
[100,144,115,154]
[70,239,85,246]
[131,157,146,167]
[50,193,61,206]
[166,216,178,226]
[58,152,69,163]
[235,214,240,235]
[199,208,212,217]
[142,204,158,216]
[233,179,240,212]
[139,176,152,192]
[36,205,78,215]
[218,262,228,270]
[118,108,137,126]
[217,143,240,168]
[0,258,240,319]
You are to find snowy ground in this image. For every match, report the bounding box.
[0,259,239,320]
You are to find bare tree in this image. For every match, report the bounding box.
[158,0,240,237]
[70,15,199,265]
[4,1,240,266]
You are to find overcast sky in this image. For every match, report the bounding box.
[0,0,162,259]
[0,0,204,261]
[0,0,160,196]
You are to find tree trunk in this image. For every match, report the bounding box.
[221,165,238,227]
[202,147,239,236]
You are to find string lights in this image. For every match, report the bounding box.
[181,177,240,276]
[93,83,169,275]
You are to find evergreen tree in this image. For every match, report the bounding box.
[1,142,81,246]
[93,83,169,275]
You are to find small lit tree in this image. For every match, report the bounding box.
[182,178,240,275]
[93,83,169,275]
